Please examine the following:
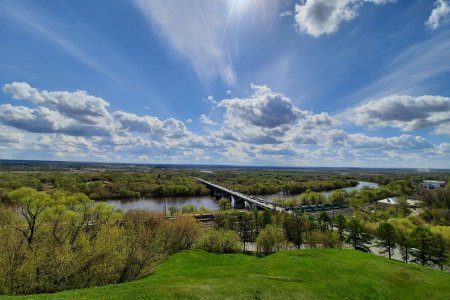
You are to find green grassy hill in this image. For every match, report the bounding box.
[4,249,450,300]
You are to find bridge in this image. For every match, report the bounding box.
[193,177,288,212]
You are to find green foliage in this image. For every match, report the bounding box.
[298,189,326,205]
[196,228,241,253]
[334,214,347,241]
[8,187,54,245]
[376,222,397,259]
[218,198,231,210]
[0,188,200,295]
[390,218,415,263]
[181,204,197,213]
[256,225,287,255]
[411,227,434,266]
[0,170,211,200]
[328,190,348,204]
[430,234,449,271]
[346,218,372,250]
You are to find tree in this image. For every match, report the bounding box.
[376,222,396,259]
[396,196,409,217]
[318,212,332,232]
[196,228,241,253]
[237,213,252,252]
[299,189,326,205]
[288,211,306,249]
[431,234,448,271]
[389,218,415,263]
[256,225,287,255]
[8,187,53,246]
[334,214,346,241]
[328,190,347,204]
[411,227,433,266]
[181,204,197,213]
[218,198,231,211]
[346,218,372,251]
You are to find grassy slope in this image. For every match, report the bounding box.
[4,249,450,300]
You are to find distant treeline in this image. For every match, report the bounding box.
[0,171,210,200]
[0,169,448,201]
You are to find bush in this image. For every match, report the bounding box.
[256,225,287,255]
[196,229,241,253]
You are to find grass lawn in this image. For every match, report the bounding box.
[3,249,450,300]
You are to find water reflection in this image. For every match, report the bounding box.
[105,196,218,212]
[258,181,379,202]
[105,181,378,211]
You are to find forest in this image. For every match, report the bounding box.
[1,167,447,201]
[0,166,449,295]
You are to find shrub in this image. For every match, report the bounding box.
[256,225,287,255]
[196,228,241,253]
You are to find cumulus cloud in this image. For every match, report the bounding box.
[3,82,112,126]
[348,134,432,151]
[199,114,217,126]
[294,0,396,37]
[352,94,450,134]
[1,82,449,167]
[0,82,195,141]
[216,84,336,145]
[0,104,112,136]
[0,125,25,143]
[219,84,303,128]
[426,0,450,30]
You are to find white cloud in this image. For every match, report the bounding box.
[426,0,450,30]
[352,94,450,134]
[347,134,432,151]
[206,95,217,104]
[132,0,279,85]
[0,104,112,136]
[1,82,450,167]
[186,118,193,123]
[133,0,236,85]
[294,0,396,37]
[199,114,217,126]
[3,82,112,127]
[216,84,336,145]
[279,10,293,18]
[0,125,25,143]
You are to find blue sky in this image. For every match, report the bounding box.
[1,0,450,168]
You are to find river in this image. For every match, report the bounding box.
[105,181,379,212]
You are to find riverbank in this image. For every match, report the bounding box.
[105,181,379,212]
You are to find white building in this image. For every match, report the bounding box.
[420,180,446,190]
[376,197,422,209]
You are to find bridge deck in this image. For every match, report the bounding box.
[193,177,288,213]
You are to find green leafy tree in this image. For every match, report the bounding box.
[376,222,396,259]
[411,227,433,266]
[237,213,252,252]
[318,212,332,232]
[196,228,241,253]
[288,211,307,249]
[334,214,347,241]
[396,196,409,217]
[431,234,449,271]
[8,188,53,246]
[256,225,287,255]
[218,198,231,211]
[328,190,347,204]
[346,218,372,251]
[391,218,415,263]
[181,204,197,213]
